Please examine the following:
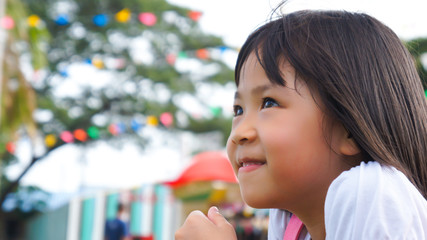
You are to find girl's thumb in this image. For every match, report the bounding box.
[207,206,226,226]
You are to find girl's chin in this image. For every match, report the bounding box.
[241,194,271,209]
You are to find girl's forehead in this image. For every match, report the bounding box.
[239,54,262,76]
[238,53,296,88]
[241,52,294,73]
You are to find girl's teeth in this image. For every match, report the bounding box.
[243,162,263,167]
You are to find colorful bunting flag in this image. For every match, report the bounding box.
[87,126,100,139]
[138,12,157,26]
[210,106,222,117]
[93,14,109,27]
[0,16,15,29]
[188,11,202,21]
[4,11,237,70]
[108,124,120,136]
[55,14,70,26]
[115,8,131,23]
[166,54,176,65]
[27,15,41,27]
[116,123,126,134]
[178,51,188,58]
[60,131,74,143]
[160,112,173,127]
[6,142,15,154]
[4,109,225,156]
[92,58,104,69]
[59,69,69,77]
[74,129,88,142]
[2,9,239,156]
[45,134,57,147]
[195,48,209,60]
[146,116,158,126]
[131,119,143,132]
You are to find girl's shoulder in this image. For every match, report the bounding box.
[325,161,427,239]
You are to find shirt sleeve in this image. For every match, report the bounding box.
[324,161,427,239]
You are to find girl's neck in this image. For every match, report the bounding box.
[294,205,326,240]
[304,218,326,240]
[292,156,360,239]
[290,185,328,240]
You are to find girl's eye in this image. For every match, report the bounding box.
[262,97,279,109]
[233,105,243,116]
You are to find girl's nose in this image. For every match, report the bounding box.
[230,118,257,145]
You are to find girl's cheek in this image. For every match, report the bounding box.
[226,138,238,170]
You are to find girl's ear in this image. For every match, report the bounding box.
[340,131,361,156]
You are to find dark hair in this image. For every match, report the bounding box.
[235,10,427,198]
[118,202,124,212]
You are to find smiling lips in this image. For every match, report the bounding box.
[238,159,266,173]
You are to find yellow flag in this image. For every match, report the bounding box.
[45,134,57,147]
[92,58,104,69]
[146,115,158,126]
[115,8,131,23]
[27,15,41,27]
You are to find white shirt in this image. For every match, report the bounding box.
[268,161,427,239]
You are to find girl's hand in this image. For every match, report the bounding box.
[175,206,237,240]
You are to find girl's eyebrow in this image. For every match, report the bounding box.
[234,83,274,100]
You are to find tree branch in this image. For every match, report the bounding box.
[0,143,63,207]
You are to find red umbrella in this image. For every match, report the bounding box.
[166,151,238,188]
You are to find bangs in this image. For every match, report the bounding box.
[235,18,289,87]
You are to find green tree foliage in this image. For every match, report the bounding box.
[1,0,49,161]
[0,0,50,198]
[0,0,50,237]
[25,0,234,147]
[406,38,427,89]
[1,0,235,206]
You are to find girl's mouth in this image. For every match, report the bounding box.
[238,161,265,173]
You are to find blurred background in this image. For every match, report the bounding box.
[0,0,426,239]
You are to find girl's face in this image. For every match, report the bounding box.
[226,53,352,213]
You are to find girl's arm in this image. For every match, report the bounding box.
[175,206,238,240]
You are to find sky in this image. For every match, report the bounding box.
[169,0,427,47]
[6,0,427,196]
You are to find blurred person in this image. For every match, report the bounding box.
[105,203,128,240]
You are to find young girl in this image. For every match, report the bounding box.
[175,9,427,240]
